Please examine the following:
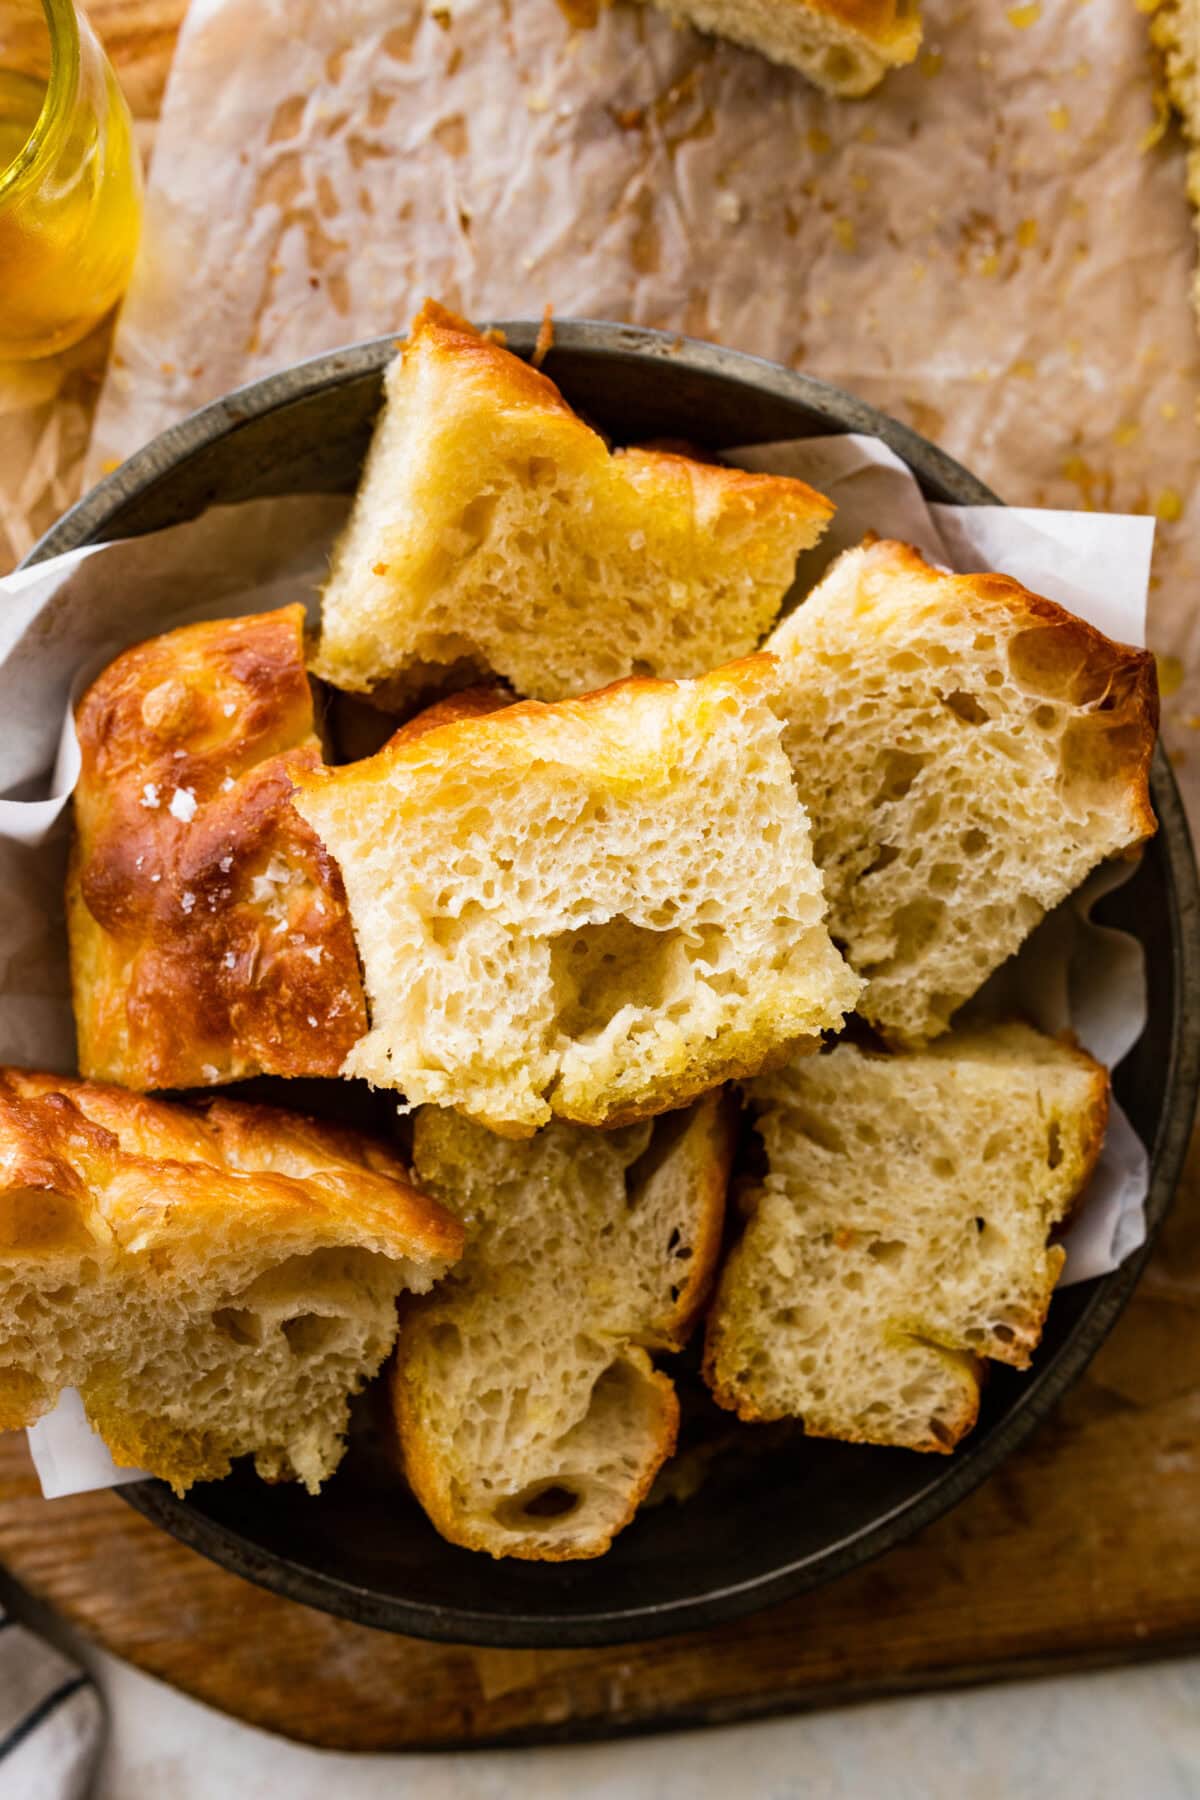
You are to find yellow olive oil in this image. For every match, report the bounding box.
[0,51,142,359]
[0,66,42,169]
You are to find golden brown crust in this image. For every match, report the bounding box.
[655,1089,739,1350]
[384,685,515,750]
[988,1034,1109,1368]
[553,1025,817,1136]
[707,1382,982,1456]
[702,1290,982,1452]
[315,300,834,702]
[392,1348,679,1562]
[788,1366,980,1454]
[407,302,833,525]
[617,445,835,535]
[74,1400,246,1490]
[1073,1054,1113,1214]
[0,1068,464,1283]
[298,655,781,807]
[69,606,367,1092]
[406,298,578,420]
[0,1370,55,1436]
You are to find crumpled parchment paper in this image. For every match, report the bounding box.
[0,431,1154,1493]
[55,0,1199,819]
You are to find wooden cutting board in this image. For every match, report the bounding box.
[0,0,1196,1754]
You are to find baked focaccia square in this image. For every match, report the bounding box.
[705,1024,1108,1452]
[0,1068,462,1493]
[68,605,367,1091]
[311,300,834,705]
[766,538,1157,1046]
[293,658,861,1136]
[637,0,922,97]
[394,1092,735,1560]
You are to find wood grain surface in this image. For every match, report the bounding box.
[0,0,1195,1756]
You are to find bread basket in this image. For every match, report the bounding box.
[25,323,1200,1648]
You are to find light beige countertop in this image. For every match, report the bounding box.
[81,1642,1200,1799]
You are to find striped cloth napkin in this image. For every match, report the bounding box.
[0,1605,102,1798]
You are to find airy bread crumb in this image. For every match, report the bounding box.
[765,538,1158,1046]
[394,1092,735,1559]
[704,1023,1109,1451]
[0,1070,462,1494]
[312,300,834,705]
[292,658,861,1136]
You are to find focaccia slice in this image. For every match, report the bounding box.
[312,300,834,705]
[395,1092,735,1559]
[765,538,1157,1046]
[293,658,861,1136]
[68,605,367,1091]
[638,0,922,97]
[705,1025,1109,1451]
[0,1069,462,1493]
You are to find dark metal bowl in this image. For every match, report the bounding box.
[27,323,1200,1649]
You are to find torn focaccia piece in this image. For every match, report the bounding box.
[68,605,368,1091]
[704,1024,1109,1451]
[394,1092,735,1559]
[637,0,922,97]
[292,657,861,1137]
[765,539,1158,1047]
[0,1068,463,1493]
[311,300,834,705]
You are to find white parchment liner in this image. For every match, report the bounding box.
[0,434,1155,1495]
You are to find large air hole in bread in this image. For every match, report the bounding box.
[547,917,751,1053]
[391,1094,735,1559]
[294,660,860,1134]
[494,1481,582,1530]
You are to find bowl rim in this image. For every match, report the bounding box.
[31,319,998,561]
[24,319,1200,1649]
